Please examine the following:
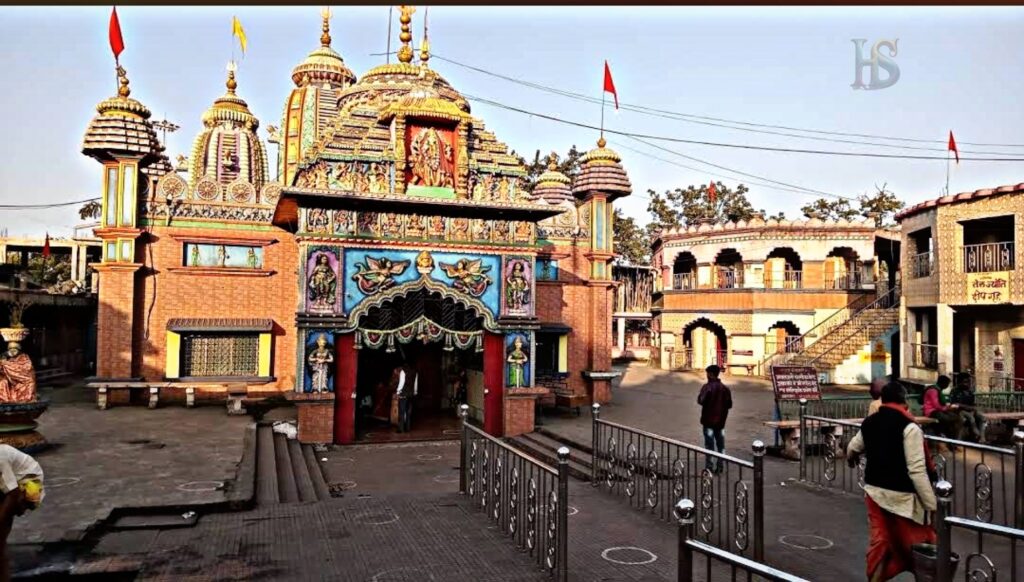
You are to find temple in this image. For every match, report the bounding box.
[80,8,630,443]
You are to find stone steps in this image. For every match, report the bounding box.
[506,430,593,481]
[255,424,330,504]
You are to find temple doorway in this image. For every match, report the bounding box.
[347,288,490,442]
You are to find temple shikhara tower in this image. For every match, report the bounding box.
[80,7,630,443]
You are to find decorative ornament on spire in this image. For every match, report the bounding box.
[397,5,415,64]
[226,60,238,94]
[548,151,558,171]
[116,65,131,98]
[419,6,430,66]
[320,6,332,47]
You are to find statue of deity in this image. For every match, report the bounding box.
[307,334,334,393]
[190,245,200,266]
[307,253,337,310]
[505,260,530,312]
[217,245,227,267]
[506,336,528,389]
[0,342,36,403]
[246,248,258,269]
[409,128,454,188]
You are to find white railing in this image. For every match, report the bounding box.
[764,270,803,289]
[962,241,1015,273]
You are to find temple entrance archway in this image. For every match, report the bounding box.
[337,287,501,443]
[682,318,728,371]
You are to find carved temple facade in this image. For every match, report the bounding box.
[80,9,630,443]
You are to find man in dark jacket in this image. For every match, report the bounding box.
[697,365,732,473]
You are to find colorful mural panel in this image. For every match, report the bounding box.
[184,243,263,269]
[406,125,457,197]
[502,256,534,317]
[305,246,341,314]
[297,207,537,246]
[342,248,501,316]
[505,332,531,389]
[303,331,335,393]
[296,160,391,194]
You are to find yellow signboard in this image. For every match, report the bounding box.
[967,271,1011,304]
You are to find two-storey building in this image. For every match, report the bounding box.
[897,183,1024,390]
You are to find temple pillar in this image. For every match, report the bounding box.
[70,245,81,282]
[616,317,626,354]
[937,303,954,374]
[483,332,504,436]
[92,263,141,379]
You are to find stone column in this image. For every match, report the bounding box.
[937,303,955,374]
[0,242,6,264]
[616,317,626,354]
[70,244,81,282]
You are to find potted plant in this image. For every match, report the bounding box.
[0,296,33,344]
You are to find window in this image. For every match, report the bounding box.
[120,165,136,226]
[184,243,264,269]
[908,228,933,279]
[104,166,118,226]
[181,333,260,378]
[961,215,1015,273]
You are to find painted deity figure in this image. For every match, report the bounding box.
[368,163,386,194]
[352,256,410,295]
[307,334,334,393]
[409,128,454,188]
[440,259,492,297]
[307,253,338,310]
[428,216,446,238]
[514,221,532,241]
[246,248,258,269]
[505,260,530,312]
[307,208,329,233]
[506,336,528,389]
[190,245,200,267]
[406,214,425,238]
[333,210,354,235]
[0,342,36,403]
[450,218,470,241]
[382,213,403,237]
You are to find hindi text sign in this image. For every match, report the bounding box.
[966,272,1011,305]
[770,366,822,401]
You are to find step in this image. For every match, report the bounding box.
[536,426,595,456]
[506,434,592,481]
[255,426,279,505]
[273,433,299,503]
[301,444,332,501]
[288,439,318,503]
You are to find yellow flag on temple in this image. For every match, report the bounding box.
[232,16,247,55]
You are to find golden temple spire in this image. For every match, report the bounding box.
[419,6,430,66]
[547,151,558,171]
[597,136,607,148]
[397,5,415,64]
[116,65,131,98]
[226,61,238,94]
[320,6,332,47]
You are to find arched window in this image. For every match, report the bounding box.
[714,248,744,289]
[672,252,697,290]
[765,247,803,289]
[825,247,862,289]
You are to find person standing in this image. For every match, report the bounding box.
[697,365,732,473]
[0,445,44,582]
[847,382,937,582]
[395,364,418,433]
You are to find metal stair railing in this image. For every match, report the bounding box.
[806,286,901,368]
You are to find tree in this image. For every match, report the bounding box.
[800,197,859,221]
[766,211,787,221]
[858,183,904,227]
[79,200,102,221]
[516,145,583,192]
[613,209,649,265]
[646,182,758,232]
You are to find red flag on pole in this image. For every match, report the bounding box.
[708,181,717,204]
[109,7,125,62]
[948,131,959,165]
[603,60,618,110]
[42,233,51,259]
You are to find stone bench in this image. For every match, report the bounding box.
[554,391,589,417]
[763,416,936,460]
[92,383,196,410]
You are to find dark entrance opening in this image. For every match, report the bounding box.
[352,289,485,442]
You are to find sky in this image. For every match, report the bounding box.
[2,6,1024,238]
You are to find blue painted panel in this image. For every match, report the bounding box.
[342,248,501,316]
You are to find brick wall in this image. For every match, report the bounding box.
[116,225,299,392]
[95,266,140,378]
[295,398,335,443]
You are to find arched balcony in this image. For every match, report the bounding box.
[672,252,697,290]
[714,248,744,289]
[766,321,803,354]
[824,247,863,289]
[764,247,803,289]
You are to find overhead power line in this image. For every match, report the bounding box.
[434,53,1024,152]
[462,92,1024,162]
[0,198,99,210]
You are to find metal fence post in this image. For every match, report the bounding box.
[752,440,766,562]
[674,498,695,582]
[798,398,808,480]
[557,446,570,582]
[1014,430,1024,529]
[591,403,601,485]
[935,480,953,582]
[459,404,469,495]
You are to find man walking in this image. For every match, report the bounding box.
[697,365,732,473]
[847,382,937,582]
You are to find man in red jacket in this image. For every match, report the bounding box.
[697,365,732,473]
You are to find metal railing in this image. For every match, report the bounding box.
[910,251,935,279]
[460,406,568,580]
[798,404,1024,528]
[673,272,697,290]
[765,336,803,355]
[911,343,939,370]
[825,271,865,290]
[590,405,765,560]
[764,270,803,289]
[935,479,1024,582]
[778,391,1024,421]
[804,285,901,368]
[675,499,808,582]
[671,348,728,372]
[716,268,743,289]
[963,241,1015,274]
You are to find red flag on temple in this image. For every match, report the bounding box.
[109,7,125,62]
[708,181,717,204]
[948,131,959,165]
[42,233,51,259]
[603,60,618,109]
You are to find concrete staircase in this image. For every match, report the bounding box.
[255,424,331,504]
[788,300,898,375]
[506,427,594,481]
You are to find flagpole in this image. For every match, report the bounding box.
[945,149,951,196]
[600,91,606,139]
[386,6,393,64]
